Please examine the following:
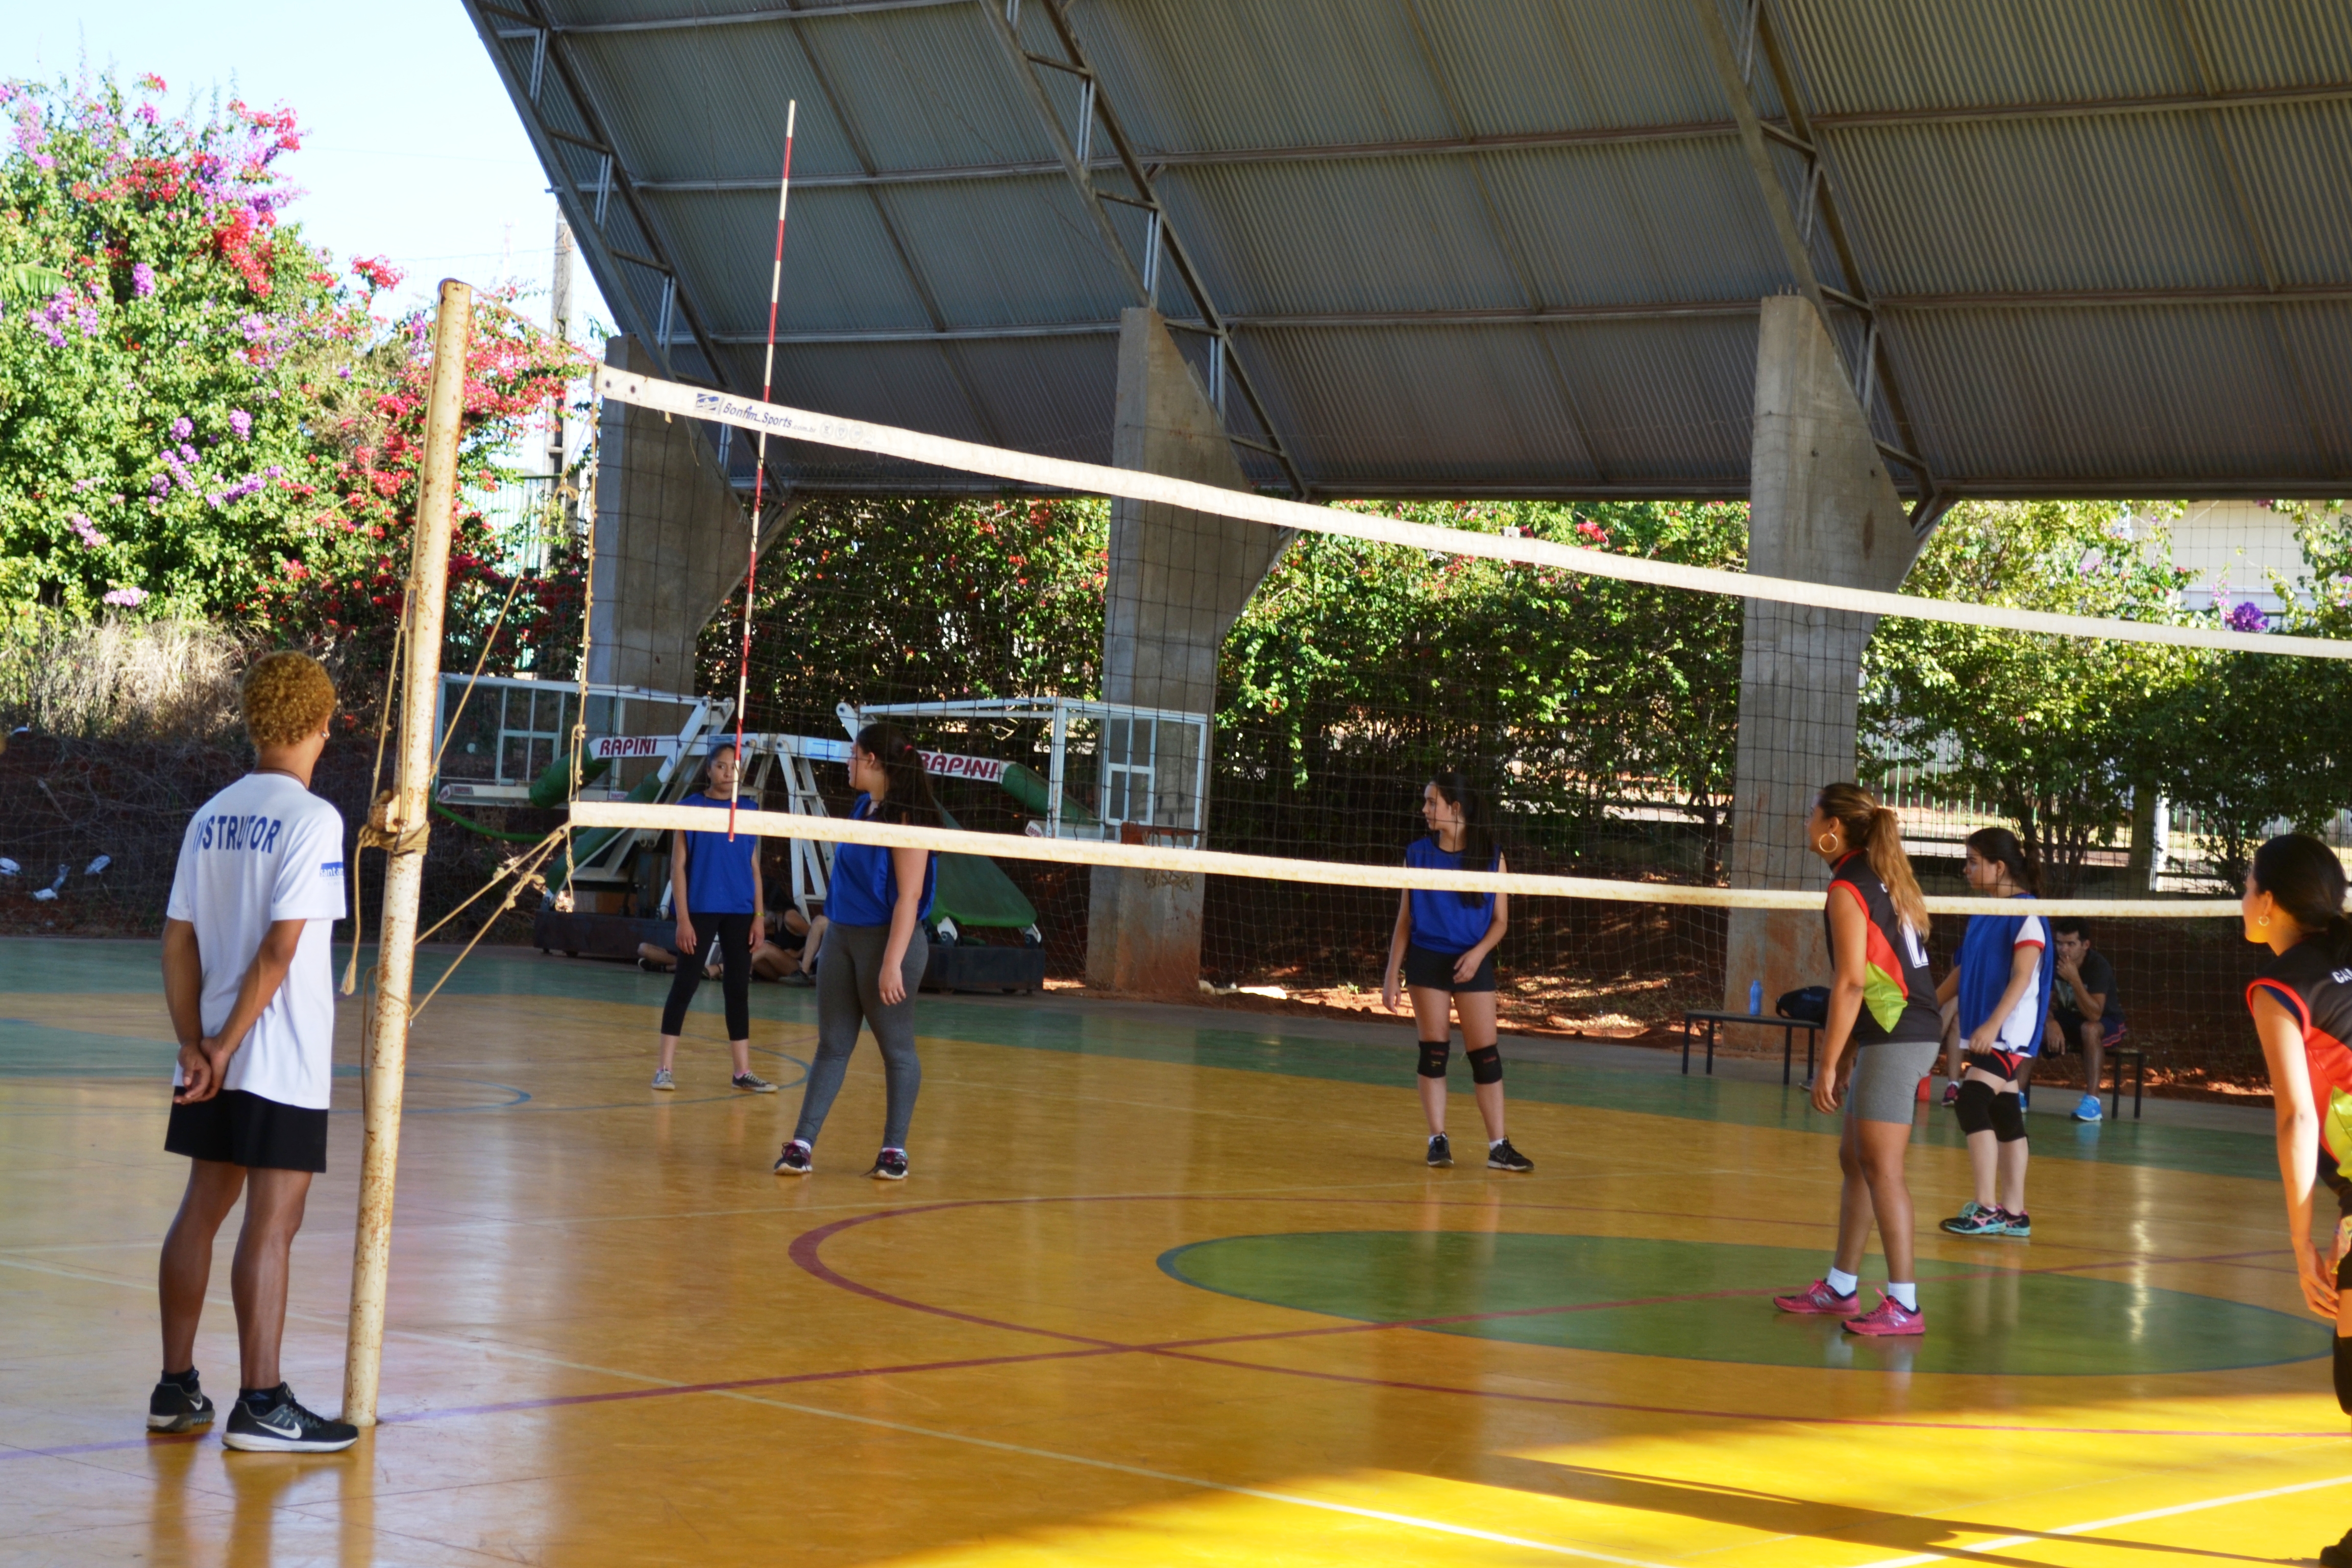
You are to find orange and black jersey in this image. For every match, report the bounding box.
[1825,853,1941,1045]
[2248,937,2352,1204]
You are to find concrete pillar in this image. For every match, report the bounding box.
[1086,308,1287,998]
[1722,297,1924,1012]
[587,335,756,694]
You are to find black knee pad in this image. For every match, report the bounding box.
[2332,1334,2352,1417]
[1953,1079,1996,1136]
[1466,1045,1503,1086]
[1417,1040,1451,1079]
[1991,1091,2027,1143]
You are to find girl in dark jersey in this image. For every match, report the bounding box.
[1381,773,1533,1172]
[1773,782,1941,1336]
[2240,835,2352,1567]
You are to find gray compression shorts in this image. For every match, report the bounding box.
[1846,1038,1939,1124]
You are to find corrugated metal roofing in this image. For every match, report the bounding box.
[468,0,2352,499]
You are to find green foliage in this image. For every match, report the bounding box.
[0,71,587,673]
[1220,501,1746,870]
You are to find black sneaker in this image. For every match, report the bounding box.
[1426,1133,1453,1167]
[222,1385,358,1453]
[1486,1139,1534,1173]
[732,1072,777,1094]
[148,1375,214,1434]
[774,1140,812,1175]
[2321,1528,2352,1568]
[870,1148,909,1181]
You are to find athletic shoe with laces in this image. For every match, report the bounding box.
[773,1140,812,1175]
[870,1148,909,1181]
[650,1067,674,1091]
[1842,1290,1926,1336]
[147,1376,214,1433]
[1485,1139,1534,1173]
[222,1385,358,1453]
[732,1072,776,1093]
[1997,1210,2032,1238]
[1940,1081,1961,1108]
[1940,1201,2007,1236]
[1771,1278,1863,1316]
[1426,1133,1453,1168]
[2072,1093,2103,1123]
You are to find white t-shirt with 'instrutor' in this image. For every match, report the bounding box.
[165,772,347,1110]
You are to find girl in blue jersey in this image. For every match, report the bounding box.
[1936,827,2053,1239]
[651,742,776,1094]
[775,724,940,1181]
[1382,773,1533,1172]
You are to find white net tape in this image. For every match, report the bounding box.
[568,800,2236,918]
[596,366,2352,662]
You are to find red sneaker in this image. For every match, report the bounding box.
[1843,1290,1926,1336]
[1772,1278,1863,1315]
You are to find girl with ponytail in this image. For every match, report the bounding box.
[1771,782,1941,1336]
[1933,826,2054,1240]
[775,723,941,1181]
[2241,832,2352,1546]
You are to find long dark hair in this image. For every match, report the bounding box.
[2251,833,2352,964]
[1815,782,1929,935]
[854,723,941,826]
[1964,825,2041,896]
[1428,772,1497,904]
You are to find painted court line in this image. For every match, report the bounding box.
[1845,1471,2352,1567]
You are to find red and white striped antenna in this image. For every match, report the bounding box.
[729,99,795,839]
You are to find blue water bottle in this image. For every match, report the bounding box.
[1748,978,1763,1016]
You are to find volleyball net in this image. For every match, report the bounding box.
[558,364,2352,1088]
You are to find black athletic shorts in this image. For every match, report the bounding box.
[2051,1006,2124,1042]
[1403,942,1497,994]
[164,1088,328,1173]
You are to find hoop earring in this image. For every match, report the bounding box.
[1816,834,1839,854]
[2259,914,2271,928]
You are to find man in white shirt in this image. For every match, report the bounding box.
[150,651,357,1453]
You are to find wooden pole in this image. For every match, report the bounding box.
[342,278,473,1426]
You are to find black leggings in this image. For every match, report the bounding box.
[659,911,753,1039]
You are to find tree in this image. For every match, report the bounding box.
[1861,501,2191,893]
[0,71,586,672]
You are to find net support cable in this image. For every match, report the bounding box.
[568,800,2236,919]
[595,366,2352,662]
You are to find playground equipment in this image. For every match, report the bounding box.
[433,678,1203,992]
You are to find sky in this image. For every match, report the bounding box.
[9,1,609,331]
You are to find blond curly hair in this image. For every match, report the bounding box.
[241,651,336,748]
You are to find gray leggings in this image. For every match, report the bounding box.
[791,922,927,1150]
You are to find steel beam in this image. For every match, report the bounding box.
[465,0,723,389]
[626,82,2352,195]
[1689,0,1938,524]
[698,282,2352,344]
[978,0,1310,497]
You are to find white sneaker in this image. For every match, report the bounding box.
[651,1068,675,1091]
[2072,1093,2102,1123]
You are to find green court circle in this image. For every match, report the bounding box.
[1159,1231,2328,1376]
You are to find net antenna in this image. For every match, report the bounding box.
[730,100,797,839]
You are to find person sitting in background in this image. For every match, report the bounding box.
[752,905,825,986]
[639,907,825,985]
[2044,917,2123,1123]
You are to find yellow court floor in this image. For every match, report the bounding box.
[1,935,2344,1567]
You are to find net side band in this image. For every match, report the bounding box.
[596,367,2352,662]
[569,801,2237,918]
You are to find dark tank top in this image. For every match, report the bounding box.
[2249,937,2352,1211]
[1825,853,1941,1045]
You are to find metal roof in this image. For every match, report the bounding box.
[467,0,2352,506]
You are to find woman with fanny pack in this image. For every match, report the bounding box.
[774,724,939,1181]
